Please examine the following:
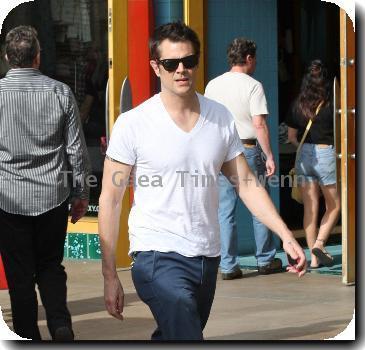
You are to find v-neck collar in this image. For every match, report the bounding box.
[158,93,205,136]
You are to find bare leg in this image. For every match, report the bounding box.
[300,181,320,267]
[312,184,341,252]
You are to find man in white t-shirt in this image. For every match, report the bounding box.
[205,38,282,279]
[98,22,306,341]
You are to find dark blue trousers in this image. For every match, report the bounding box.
[131,250,220,341]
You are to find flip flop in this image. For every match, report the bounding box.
[308,264,324,270]
[311,248,334,267]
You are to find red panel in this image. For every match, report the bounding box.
[128,0,156,107]
[0,255,8,290]
[128,0,156,205]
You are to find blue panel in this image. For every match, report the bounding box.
[207,0,280,255]
[153,0,183,93]
[154,0,183,27]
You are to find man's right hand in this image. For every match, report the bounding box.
[104,275,125,320]
[70,198,89,224]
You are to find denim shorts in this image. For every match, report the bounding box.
[296,143,337,186]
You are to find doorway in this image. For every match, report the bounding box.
[277,0,340,232]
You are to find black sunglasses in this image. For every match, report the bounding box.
[156,54,199,72]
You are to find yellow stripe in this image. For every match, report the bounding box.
[184,0,205,94]
[67,217,99,234]
[107,0,131,268]
[108,0,128,131]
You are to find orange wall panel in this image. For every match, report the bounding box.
[128,0,156,107]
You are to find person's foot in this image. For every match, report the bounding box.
[54,326,74,341]
[310,254,320,268]
[311,247,334,267]
[308,264,324,270]
[257,258,283,275]
[221,267,243,280]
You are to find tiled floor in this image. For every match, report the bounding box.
[0,258,354,340]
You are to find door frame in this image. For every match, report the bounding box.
[340,9,355,285]
[107,0,131,268]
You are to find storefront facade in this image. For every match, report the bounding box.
[0,0,355,283]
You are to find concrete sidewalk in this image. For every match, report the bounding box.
[0,260,354,341]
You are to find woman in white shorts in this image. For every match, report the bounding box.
[286,60,341,268]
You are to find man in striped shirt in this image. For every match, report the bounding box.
[0,26,91,341]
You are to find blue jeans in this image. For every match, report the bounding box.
[131,251,220,340]
[218,145,276,272]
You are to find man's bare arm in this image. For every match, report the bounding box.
[252,114,275,176]
[221,154,306,275]
[98,157,133,319]
[287,127,299,147]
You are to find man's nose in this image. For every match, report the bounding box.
[175,61,185,73]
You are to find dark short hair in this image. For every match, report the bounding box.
[227,38,256,67]
[5,26,40,68]
[149,21,200,60]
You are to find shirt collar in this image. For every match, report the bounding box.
[6,68,42,78]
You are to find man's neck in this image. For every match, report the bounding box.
[160,89,199,115]
[230,65,250,75]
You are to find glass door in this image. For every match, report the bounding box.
[0,0,108,218]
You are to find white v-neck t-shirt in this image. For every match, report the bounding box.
[106,93,244,257]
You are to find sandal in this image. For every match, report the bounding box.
[311,248,334,267]
[308,264,324,270]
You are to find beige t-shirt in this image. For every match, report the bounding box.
[204,72,269,139]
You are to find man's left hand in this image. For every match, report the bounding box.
[265,157,276,177]
[70,198,89,223]
[283,238,307,277]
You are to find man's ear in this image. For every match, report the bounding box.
[150,60,160,77]
[246,54,253,63]
[4,54,8,62]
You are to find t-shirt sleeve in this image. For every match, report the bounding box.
[106,113,137,165]
[224,111,245,162]
[204,81,212,98]
[250,82,269,116]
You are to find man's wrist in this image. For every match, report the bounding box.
[72,189,89,198]
[102,258,118,278]
[282,232,295,244]
[276,224,293,242]
[103,269,118,279]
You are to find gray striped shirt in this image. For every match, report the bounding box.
[0,68,91,215]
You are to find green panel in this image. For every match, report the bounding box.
[67,233,87,259]
[63,234,69,259]
[88,234,102,259]
[65,233,101,260]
